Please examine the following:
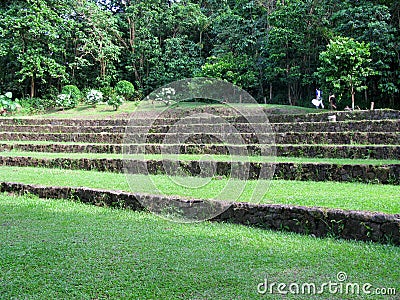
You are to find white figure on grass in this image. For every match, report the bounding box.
[312,88,324,109]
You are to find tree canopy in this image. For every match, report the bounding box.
[317,37,375,110]
[0,0,399,109]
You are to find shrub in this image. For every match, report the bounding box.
[40,86,59,103]
[85,89,103,107]
[61,85,82,102]
[56,94,78,109]
[107,94,124,111]
[115,80,135,101]
[132,89,144,102]
[100,86,115,102]
[19,97,55,113]
[56,85,81,109]
[0,92,20,114]
[0,92,12,107]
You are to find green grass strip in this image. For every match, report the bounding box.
[0,193,399,299]
[1,150,399,165]
[8,102,316,119]
[0,166,398,214]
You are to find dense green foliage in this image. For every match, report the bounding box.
[0,92,19,113]
[57,85,82,109]
[0,0,399,109]
[317,37,376,109]
[85,89,103,107]
[107,94,124,110]
[115,80,135,100]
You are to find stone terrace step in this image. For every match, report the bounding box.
[0,143,400,159]
[1,143,399,160]
[1,182,398,245]
[2,143,399,160]
[276,144,400,160]
[2,119,399,134]
[0,125,127,134]
[131,132,399,145]
[0,109,398,126]
[1,131,398,145]
[124,107,400,122]
[115,107,400,123]
[0,132,122,143]
[0,142,122,154]
[268,109,400,123]
[130,119,400,134]
[0,118,128,127]
[0,156,398,184]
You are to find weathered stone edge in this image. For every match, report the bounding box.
[1,181,399,245]
[1,157,399,184]
[0,131,398,145]
[1,143,399,160]
[0,108,398,125]
[0,119,398,134]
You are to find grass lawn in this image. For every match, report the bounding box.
[0,193,398,299]
[1,150,399,166]
[14,102,139,119]
[0,166,399,214]
[9,101,319,119]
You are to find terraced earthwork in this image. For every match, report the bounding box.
[0,108,399,243]
[0,109,398,183]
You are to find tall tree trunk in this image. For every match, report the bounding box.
[269,82,273,102]
[351,85,355,110]
[30,76,35,98]
[128,17,141,84]
[100,59,106,80]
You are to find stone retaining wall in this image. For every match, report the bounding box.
[127,119,400,134]
[142,132,398,145]
[0,118,128,127]
[268,109,400,123]
[1,119,399,134]
[145,119,400,134]
[214,201,400,245]
[1,156,398,184]
[0,109,398,126]
[277,119,400,132]
[276,144,400,160]
[1,131,397,145]
[0,143,123,154]
[0,132,124,143]
[1,182,398,245]
[2,143,398,159]
[0,125,126,134]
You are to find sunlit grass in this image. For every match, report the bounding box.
[0,193,398,299]
[7,101,318,119]
[0,166,398,214]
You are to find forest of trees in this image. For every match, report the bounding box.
[0,0,399,109]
